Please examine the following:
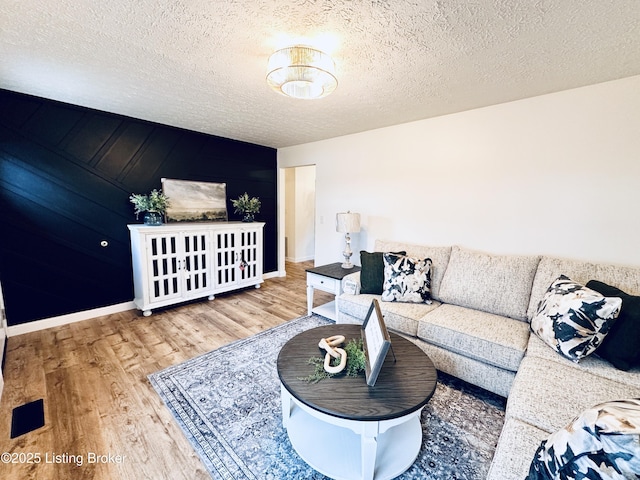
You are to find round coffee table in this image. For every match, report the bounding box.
[277,324,437,480]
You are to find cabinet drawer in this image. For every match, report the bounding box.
[307,273,339,293]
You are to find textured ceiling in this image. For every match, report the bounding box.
[1,1,639,148]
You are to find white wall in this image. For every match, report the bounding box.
[278,75,640,268]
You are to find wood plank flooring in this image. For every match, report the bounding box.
[0,261,333,480]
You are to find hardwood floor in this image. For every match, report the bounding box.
[0,261,333,480]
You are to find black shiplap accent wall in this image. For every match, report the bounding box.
[0,89,277,326]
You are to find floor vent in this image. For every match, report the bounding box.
[11,398,45,438]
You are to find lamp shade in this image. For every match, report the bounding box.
[336,212,361,233]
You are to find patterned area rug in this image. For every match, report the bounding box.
[149,315,506,479]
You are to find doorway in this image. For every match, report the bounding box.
[283,165,316,265]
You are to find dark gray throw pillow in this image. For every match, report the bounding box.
[360,250,405,294]
[586,280,640,371]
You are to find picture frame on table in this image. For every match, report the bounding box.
[361,299,393,386]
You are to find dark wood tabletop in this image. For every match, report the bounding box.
[305,262,361,280]
[277,324,437,421]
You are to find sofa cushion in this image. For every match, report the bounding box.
[530,275,622,363]
[337,293,440,337]
[381,253,432,303]
[527,256,640,321]
[506,355,640,434]
[415,340,516,397]
[417,304,530,372]
[487,417,550,480]
[374,240,451,301]
[438,246,540,321]
[587,280,640,371]
[527,398,640,480]
[526,334,640,390]
[359,250,406,294]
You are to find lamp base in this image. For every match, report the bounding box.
[341,233,354,269]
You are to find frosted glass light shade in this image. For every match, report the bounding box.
[267,46,338,100]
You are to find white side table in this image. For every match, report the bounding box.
[306,262,361,321]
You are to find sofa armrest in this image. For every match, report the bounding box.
[342,271,361,295]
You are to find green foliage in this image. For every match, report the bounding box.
[231,192,261,215]
[344,338,366,377]
[299,338,366,383]
[301,357,333,384]
[129,189,170,217]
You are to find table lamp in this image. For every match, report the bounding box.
[336,211,361,269]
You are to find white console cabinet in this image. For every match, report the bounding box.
[128,222,264,316]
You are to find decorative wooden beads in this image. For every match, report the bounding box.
[318,335,347,374]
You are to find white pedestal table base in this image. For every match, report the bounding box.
[281,384,423,480]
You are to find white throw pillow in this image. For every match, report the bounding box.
[530,275,622,362]
[527,398,640,479]
[381,253,432,304]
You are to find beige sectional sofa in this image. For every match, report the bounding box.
[336,240,640,479]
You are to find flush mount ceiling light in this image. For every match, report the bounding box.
[266,45,337,100]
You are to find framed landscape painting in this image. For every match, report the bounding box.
[161,178,228,222]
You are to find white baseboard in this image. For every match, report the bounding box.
[0,327,7,403]
[7,301,137,337]
[285,255,314,263]
[0,306,6,403]
[7,270,286,337]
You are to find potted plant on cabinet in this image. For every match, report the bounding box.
[129,189,170,225]
[231,192,261,222]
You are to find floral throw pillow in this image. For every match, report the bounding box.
[381,253,432,304]
[527,398,640,480]
[530,275,622,362]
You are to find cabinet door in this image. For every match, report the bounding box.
[182,232,212,298]
[213,230,237,289]
[146,233,182,303]
[237,228,261,284]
